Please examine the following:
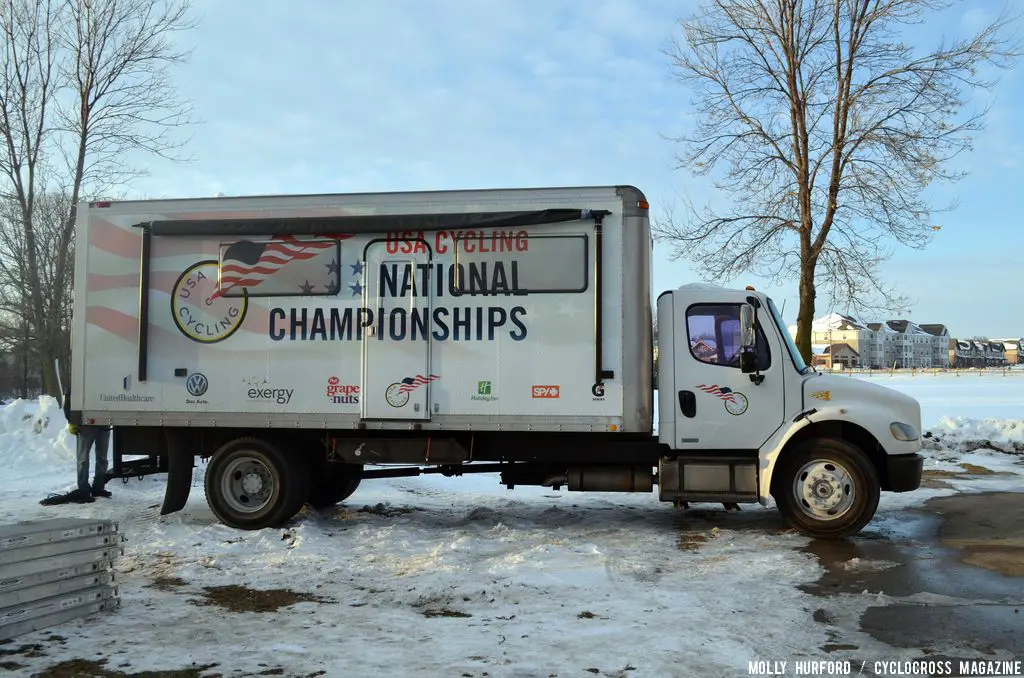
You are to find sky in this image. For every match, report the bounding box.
[124,0,1023,339]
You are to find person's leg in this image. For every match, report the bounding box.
[76,427,97,495]
[92,428,111,495]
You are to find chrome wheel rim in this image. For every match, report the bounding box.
[220,455,275,515]
[792,459,855,521]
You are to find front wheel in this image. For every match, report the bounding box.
[772,437,880,538]
[204,437,310,530]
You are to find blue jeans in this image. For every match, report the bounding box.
[76,426,111,494]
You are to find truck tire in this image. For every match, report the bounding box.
[307,464,362,510]
[204,437,311,530]
[771,437,880,539]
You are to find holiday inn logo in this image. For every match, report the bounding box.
[472,380,497,402]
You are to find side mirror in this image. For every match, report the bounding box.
[738,304,758,374]
[740,350,756,374]
[739,304,756,349]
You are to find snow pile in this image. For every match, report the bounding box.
[925,416,1024,454]
[0,395,75,481]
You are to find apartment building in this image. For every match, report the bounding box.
[810,342,861,369]
[949,338,1013,367]
[795,313,950,368]
[919,324,951,367]
[997,338,1023,364]
[800,313,885,367]
[789,314,1021,369]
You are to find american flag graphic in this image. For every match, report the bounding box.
[696,384,736,403]
[398,374,441,393]
[217,235,353,296]
[83,209,362,349]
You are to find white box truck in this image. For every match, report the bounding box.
[69,185,923,537]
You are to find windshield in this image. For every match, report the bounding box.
[766,296,810,374]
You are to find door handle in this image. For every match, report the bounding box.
[678,390,696,418]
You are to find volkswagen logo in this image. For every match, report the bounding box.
[186,372,209,397]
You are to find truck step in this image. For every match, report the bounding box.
[658,454,759,503]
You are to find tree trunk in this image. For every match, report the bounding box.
[795,260,817,364]
[34,335,57,395]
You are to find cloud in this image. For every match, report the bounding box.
[128,0,695,199]
[120,0,1021,338]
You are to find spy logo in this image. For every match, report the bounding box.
[172,260,248,343]
[186,373,209,397]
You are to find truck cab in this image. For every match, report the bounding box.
[656,284,924,537]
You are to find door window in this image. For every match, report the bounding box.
[686,304,771,370]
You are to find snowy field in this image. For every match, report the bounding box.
[0,372,1021,677]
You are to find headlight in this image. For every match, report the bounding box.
[890,422,919,442]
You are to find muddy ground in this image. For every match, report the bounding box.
[804,491,1024,673]
[3,490,1021,677]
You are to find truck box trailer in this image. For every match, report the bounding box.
[69,185,924,537]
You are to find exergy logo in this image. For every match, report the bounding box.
[243,377,293,405]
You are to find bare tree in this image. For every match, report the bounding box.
[0,0,195,395]
[656,0,1019,361]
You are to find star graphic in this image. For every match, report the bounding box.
[325,279,340,295]
[325,258,340,276]
[349,280,363,297]
[350,260,365,276]
[299,279,315,295]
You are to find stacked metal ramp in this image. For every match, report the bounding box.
[0,518,123,641]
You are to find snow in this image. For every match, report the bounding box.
[844,371,1024,425]
[810,312,866,331]
[0,374,1022,676]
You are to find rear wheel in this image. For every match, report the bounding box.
[307,462,362,510]
[772,437,880,539]
[204,437,310,530]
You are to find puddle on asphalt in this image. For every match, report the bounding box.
[802,492,1024,660]
[927,492,1024,577]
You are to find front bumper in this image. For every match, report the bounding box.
[886,453,924,492]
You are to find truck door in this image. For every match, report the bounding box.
[671,297,785,450]
[361,239,433,420]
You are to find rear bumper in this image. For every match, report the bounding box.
[886,453,924,492]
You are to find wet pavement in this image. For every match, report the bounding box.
[802,491,1024,674]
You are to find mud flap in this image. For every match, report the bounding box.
[160,431,194,515]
